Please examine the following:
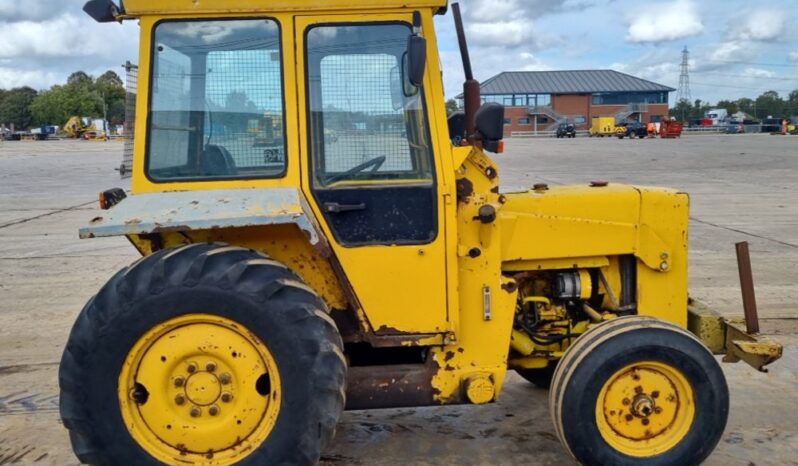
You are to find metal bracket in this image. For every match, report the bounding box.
[687,300,782,372]
[482,286,492,321]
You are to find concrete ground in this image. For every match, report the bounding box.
[0,135,796,465]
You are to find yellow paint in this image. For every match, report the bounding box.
[294,13,454,336]
[578,269,592,300]
[465,375,496,405]
[596,361,695,457]
[118,314,281,465]
[122,0,447,16]
[502,256,609,272]
[508,356,556,370]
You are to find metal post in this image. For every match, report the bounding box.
[735,241,760,334]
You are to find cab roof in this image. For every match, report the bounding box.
[121,0,448,16]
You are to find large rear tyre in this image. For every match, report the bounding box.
[59,243,346,466]
[549,316,728,466]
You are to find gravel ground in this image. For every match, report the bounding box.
[0,135,796,465]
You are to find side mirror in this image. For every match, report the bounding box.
[83,0,120,22]
[406,35,427,88]
[475,103,505,153]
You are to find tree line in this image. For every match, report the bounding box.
[0,70,126,131]
[670,90,798,122]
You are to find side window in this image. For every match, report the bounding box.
[147,19,285,181]
[306,23,434,187]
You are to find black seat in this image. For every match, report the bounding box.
[202,144,238,176]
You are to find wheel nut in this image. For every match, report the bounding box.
[219,373,232,385]
[175,394,186,405]
[625,414,634,421]
[642,418,650,426]
[654,406,663,414]
[651,390,660,399]
[622,398,631,406]
[208,405,220,416]
[174,376,185,388]
[206,362,217,372]
[190,406,201,417]
[221,392,233,403]
[187,362,198,374]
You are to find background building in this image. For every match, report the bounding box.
[457,70,674,136]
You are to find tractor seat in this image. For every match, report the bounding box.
[202,144,238,177]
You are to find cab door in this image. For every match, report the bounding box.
[295,14,450,335]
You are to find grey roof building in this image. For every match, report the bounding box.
[456,70,675,134]
[472,70,675,95]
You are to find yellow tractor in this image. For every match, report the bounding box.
[66,1,781,465]
[63,115,108,140]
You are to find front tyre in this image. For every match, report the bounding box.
[549,316,728,466]
[59,243,346,466]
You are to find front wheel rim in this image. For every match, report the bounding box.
[595,361,696,457]
[118,314,282,465]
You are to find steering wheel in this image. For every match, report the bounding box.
[326,156,387,184]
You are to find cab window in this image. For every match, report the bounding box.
[147,19,285,181]
[306,23,434,187]
[305,22,438,246]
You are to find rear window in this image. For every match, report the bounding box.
[147,19,286,181]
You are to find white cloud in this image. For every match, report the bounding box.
[0,0,84,22]
[0,67,61,89]
[731,9,786,41]
[708,41,744,63]
[742,68,775,79]
[466,20,539,48]
[626,0,704,43]
[0,8,139,91]
[789,51,798,62]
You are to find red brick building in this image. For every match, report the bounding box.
[457,70,674,137]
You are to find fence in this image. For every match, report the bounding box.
[511,125,781,138]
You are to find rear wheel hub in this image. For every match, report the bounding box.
[118,314,281,465]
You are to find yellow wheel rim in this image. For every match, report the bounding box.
[118,314,281,465]
[596,361,695,457]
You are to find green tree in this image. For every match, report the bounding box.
[95,70,126,124]
[736,98,755,117]
[715,100,738,115]
[445,99,459,115]
[670,99,693,121]
[31,83,104,127]
[754,90,785,118]
[0,87,39,129]
[67,71,93,86]
[785,90,798,116]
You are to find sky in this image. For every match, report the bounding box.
[1,0,797,105]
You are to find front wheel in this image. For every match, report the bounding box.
[549,316,728,466]
[59,243,346,466]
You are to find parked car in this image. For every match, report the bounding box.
[761,118,783,133]
[616,122,647,139]
[556,123,576,138]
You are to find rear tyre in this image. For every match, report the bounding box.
[59,243,346,466]
[549,316,728,466]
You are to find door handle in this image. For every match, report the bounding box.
[323,202,366,213]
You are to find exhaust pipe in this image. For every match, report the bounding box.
[452,3,481,142]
